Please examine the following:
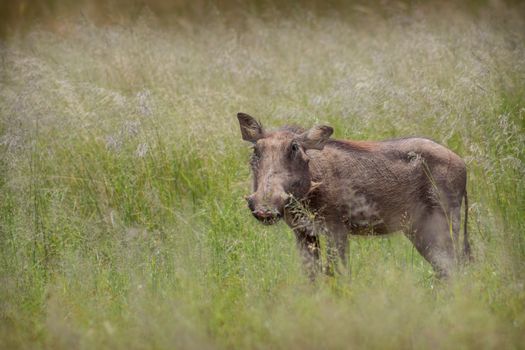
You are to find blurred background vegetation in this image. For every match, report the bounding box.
[0,0,524,349]
[1,0,523,37]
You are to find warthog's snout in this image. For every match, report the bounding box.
[246,194,286,225]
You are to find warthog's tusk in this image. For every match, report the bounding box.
[308,181,322,193]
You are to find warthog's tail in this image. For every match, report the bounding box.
[463,191,472,261]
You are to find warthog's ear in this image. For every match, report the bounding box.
[297,125,333,150]
[237,113,264,143]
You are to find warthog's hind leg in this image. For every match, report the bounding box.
[405,209,455,278]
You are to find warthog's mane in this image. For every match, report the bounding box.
[270,125,376,152]
[275,125,305,135]
[266,126,437,154]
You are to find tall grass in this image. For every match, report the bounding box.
[1,2,524,349]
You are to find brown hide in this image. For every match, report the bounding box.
[237,113,470,278]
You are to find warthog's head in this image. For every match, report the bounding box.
[237,113,333,225]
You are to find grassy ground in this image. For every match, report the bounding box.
[1,2,524,349]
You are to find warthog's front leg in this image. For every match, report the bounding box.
[293,228,321,280]
[324,222,348,276]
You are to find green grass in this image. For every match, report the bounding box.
[1,2,524,349]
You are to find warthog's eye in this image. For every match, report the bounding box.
[290,142,309,163]
[291,142,300,154]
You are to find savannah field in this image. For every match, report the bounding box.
[0,1,524,349]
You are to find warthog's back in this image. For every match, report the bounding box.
[306,137,466,233]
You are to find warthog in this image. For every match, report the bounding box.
[237,112,471,278]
